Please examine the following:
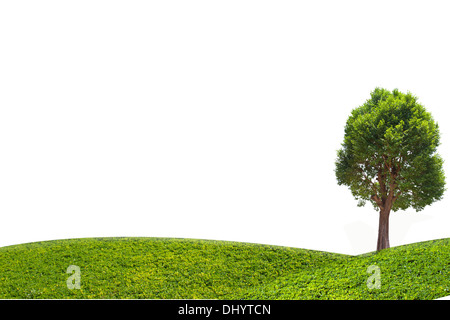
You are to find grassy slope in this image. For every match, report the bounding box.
[0,237,449,299]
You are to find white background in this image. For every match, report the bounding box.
[1,0,449,254]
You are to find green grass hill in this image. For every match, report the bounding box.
[0,237,449,299]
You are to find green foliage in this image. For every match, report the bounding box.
[247,238,450,300]
[0,237,449,299]
[335,87,445,212]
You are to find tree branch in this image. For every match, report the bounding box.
[357,166,379,197]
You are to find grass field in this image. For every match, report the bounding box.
[0,237,449,299]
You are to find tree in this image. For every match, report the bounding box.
[335,88,446,251]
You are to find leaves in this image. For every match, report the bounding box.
[335,87,446,212]
[1,237,450,300]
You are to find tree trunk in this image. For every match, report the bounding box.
[376,207,390,251]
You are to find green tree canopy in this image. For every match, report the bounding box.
[335,87,446,250]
